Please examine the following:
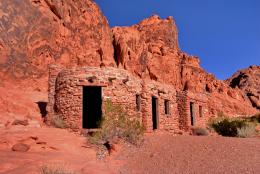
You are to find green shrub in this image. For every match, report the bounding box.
[237,122,257,138]
[41,163,76,174]
[89,100,144,145]
[191,127,209,136]
[210,117,247,137]
[209,112,259,137]
[51,114,67,129]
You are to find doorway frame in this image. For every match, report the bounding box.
[190,102,195,126]
[82,86,102,129]
[152,96,159,130]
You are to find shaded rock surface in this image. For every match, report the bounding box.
[12,119,29,126]
[12,143,30,152]
[226,65,260,110]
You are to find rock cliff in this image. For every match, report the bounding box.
[0,0,115,86]
[112,15,257,116]
[226,65,260,109]
[112,15,182,88]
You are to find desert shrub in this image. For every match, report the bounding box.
[246,113,260,123]
[89,100,144,145]
[41,163,76,174]
[237,122,257,138]
[208,115,224,128]
[51,114,67,129]
[191,127,209,136]
[210,117,247,137]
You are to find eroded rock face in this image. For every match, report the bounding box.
[111,15,234,94]
[112,15,183,88]
[226,65,260,109]
[0,0,115,82]
[112,15,257,116]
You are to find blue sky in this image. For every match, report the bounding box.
[95,0,260,80]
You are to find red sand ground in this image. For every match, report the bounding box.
[117,133,260,174]
[0,127,259,174]
[0,127,121,174]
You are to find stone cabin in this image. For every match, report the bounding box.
[47,65,209,133]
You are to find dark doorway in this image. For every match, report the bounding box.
[199,105,203,117]
[36,101,48,118]
[164,100,170,115]
[136,94,141,111]
[152,97,158,130]
[190,102,195,126]
[83,86,102,129]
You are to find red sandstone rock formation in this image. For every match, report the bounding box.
[111,15,237,94]
[226,65,260,110]
[112,15,182,88]
[0,0,115,86]
[112,15,257,116]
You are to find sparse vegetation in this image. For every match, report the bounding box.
[191,127,209,136]
[41,163,76,174]
[209,112,258,138]
[210,118,246,137]
[237,122,256,138]
[244,113,260,123]
[88,100,144,146]
[51,114,67,129]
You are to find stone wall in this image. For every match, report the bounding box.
[186,91,211,128]
[142,81,179,132]
[48,66,212,133]
[177,91,189,131]
[47,65,63,124]
[48,66,142,130]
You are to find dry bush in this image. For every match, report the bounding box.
[237,123,257,138]
[209,114,247,137]
[212,118,246,137]
[191,127,209,136]
[51,114,67,129]
[41,163,76,174]
[209,113,257,138]
[89,100,144,146]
